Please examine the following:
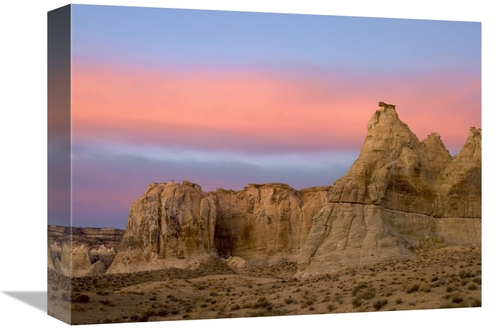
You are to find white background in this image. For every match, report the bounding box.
[0,1,497,328]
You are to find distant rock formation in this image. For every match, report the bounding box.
[48,225,124,277]
[102,101,480,277]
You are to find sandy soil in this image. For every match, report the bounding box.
[47,245,481,325]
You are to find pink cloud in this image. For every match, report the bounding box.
[71,63,480,154]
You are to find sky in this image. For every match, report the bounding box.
[52,4,481,229]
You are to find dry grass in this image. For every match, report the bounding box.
[48,246,481,325]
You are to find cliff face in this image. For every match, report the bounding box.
[107,181,218,274]
[107,182,330,273]
[214,184,330,266]
[107,102,481,276]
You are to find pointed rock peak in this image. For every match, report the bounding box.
[378,101,396,109]
[462,127,481,150]
[427,132,441,140]
[367,101,407,130]
[468,127,481,140]
[420,132,451,162]
[454,127,481,162]
[421,132,447,149]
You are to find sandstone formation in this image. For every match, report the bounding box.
[434,127,482,218]
[48,225,124,276]
[64,101,480,278]
[89,245,116,269]
[47,247,55,270]
[107,181,218,274]
[48,242,116,276]
[107,181,331,273]
[58,243,96,277]
[214,184,331,266]
[296,102,481,276]
[224,256,250,274]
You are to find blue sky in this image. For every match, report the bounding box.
[72,5,481,73]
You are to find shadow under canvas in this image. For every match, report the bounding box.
[3,291,47,313]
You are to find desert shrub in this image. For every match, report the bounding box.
[431,278,446,288]
[373,299,388,310]
[459,270,473,279]
[155,308,169,316]
[300,301,310,309]
[70,304,85,311]
[419,283,431,292]
[405,283,420,293]
[327,304,335,312]
[230,304,241,311]
[352,282,376,301]
[358,289,376,300]
[73,294,90,303]
[284,297,295,304]
[140,309,156,321]
[471,299,481,307]
[396,298,403,304]
[252,297,272,309]
[99,298,115,306]
[460,279,470,286]
[351,298,362,308]
[451,294,463,304]
[468,283,478,291]
[351,283,368,296]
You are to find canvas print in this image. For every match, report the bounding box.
[47,4,481,325]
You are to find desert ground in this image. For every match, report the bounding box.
[48,245,481,325]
